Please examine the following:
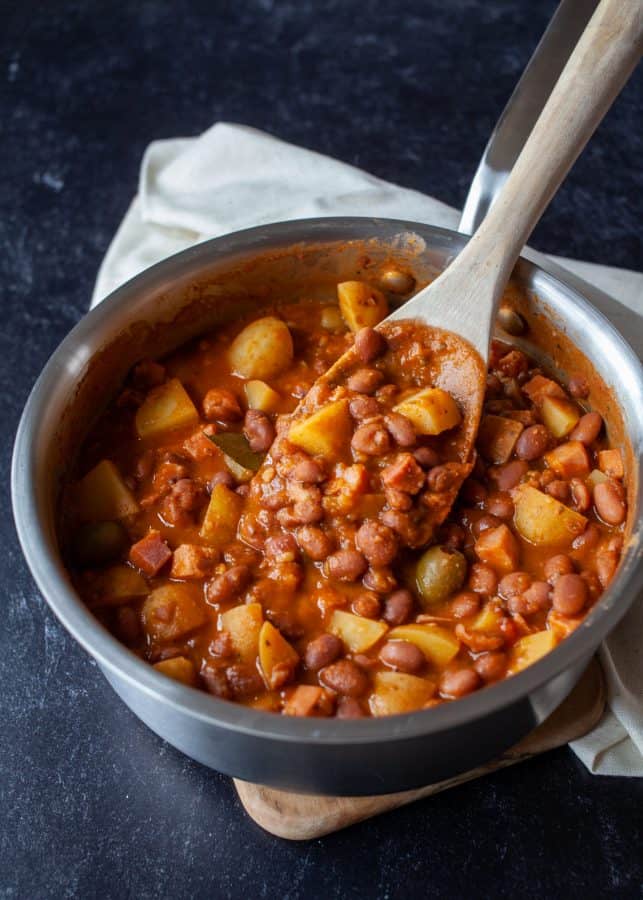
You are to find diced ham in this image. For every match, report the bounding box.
[522,375,567,404]
[129,530,172,576]
[474,524,520,574]
[380,453,425,494]
[170,544,219,579]
[183,425,218,461]
[597,448,624,479]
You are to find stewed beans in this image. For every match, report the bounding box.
[63,278,628,719]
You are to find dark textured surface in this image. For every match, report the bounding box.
[2,1,642,897]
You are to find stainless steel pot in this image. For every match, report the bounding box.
[12,215,643,795]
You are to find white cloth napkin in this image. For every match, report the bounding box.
[92,122,643,776]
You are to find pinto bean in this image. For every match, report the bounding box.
[380,509,416,545]
[349,395,381,421]
[289,457,326,483]
[569,412,603,445]
[354,326,386,363]
[472,514,502,538]
[243,409,275,452]
[593,481,627,525]
[265,533,299,562]
[379,640,425,674]
[508,581,550,616]
[498,571,531,599]
[352,592,382,619]
[552,573,588,615]
[544,554,575,585]
[210,470,236,490]
[439,667,482,698]
[425,464,459,492]
[363,567,397,594]
[545,480,570,502]
[474,651,507,683]
[203,388,243,422]
[205,565,251,605]
[441,523,466,551]
[320,659,370,697]
[384,412,417,448]
[296,525,333,561]
[515,425,549,461]
[355,520,398,567]
[385,488,413,511]
[485,492,514,520]
[468,563,498,596]
[570,479,591,513]
[490,459,528,491]
[305,634,343,671]
[449,591,481,618]
[382,589,414,625]
[347,367,385,394]
[336,697,366,718]
[201,665,232,699]
[461,479,487,505]
[568,374,590,399]
[351,420,392,456]
[226,663,264,697]
[572,522,601,552]
[326,549,368,582]
[413,446,441,468]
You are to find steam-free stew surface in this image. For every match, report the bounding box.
[63,278,627,718]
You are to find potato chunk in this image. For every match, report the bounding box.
[369,671,435,716]
[220,602,263,663]
[258,621,299,689]
[142,584,207,642]
[540,396,580,438]
[508,630,557,674]
[330,609,388,653]
[135,378,199,440]
[337,281,388,332]
[244,380,281,413]
[288,398,352,461]
[387,624,460,667]
[394,388,461,436]
[199,483,243,548]
[474,524,519,573]
[75,459,139,522]
[153,656,198,686]
[229,317,294,380]
[513,485,587,546]
[85,564,148,607]
[477,415,524,464]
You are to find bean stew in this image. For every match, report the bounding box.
[62,276,628,718]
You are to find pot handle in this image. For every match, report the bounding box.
[459,0,600,235]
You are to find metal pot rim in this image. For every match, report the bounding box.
[11,216,643,747]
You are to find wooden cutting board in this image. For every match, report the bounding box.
[234,659,605,840]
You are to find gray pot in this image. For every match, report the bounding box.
[12,216,643,795]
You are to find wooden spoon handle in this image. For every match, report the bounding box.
[413,0,642,356]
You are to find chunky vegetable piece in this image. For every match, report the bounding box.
[514,485,587,546]
[64,286,628,719]
[393,388,461,436]
[75,460,139,522]
[369,672,435,716]
[229,316,294,379]
[135,378,199,439]
[288,399,353,461]
[199,483,243,547]
[337,281,388,331]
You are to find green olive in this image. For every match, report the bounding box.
[415,545,467,608]
[72,521,128,567]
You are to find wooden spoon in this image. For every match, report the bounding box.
[243,0,642,553]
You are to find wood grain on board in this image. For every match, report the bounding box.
[234,659,605,841]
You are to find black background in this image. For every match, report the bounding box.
[2,2,642,898]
